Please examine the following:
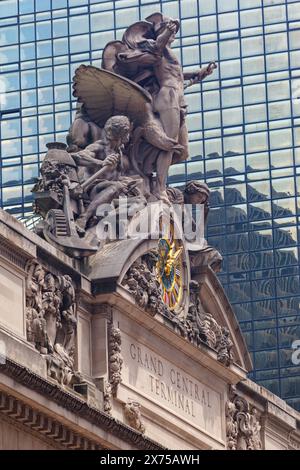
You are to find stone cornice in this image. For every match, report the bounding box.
[0,358,164,450]
[0,389,102,450]
[0,235,32,271]
[237,380,300,432]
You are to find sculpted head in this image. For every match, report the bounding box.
[184,181,210,205]
[104,115,131,149]
[146,12,179,44]
[33,264,46,282]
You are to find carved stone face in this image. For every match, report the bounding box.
[184,181,210,205]
[34,265,45,282]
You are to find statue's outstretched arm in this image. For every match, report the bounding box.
[184,62,217,89]
[184,62,217,81]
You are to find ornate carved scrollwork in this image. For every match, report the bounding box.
[182,280,234,366]
[123,265,234,366]
[103,382,112,415]
[226,386,262,450]
[25,261,79,386]
[122,252,171,318]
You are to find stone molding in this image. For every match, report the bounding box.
[0,236,29,271]
[0,389,102,450]
[0,357,164,450]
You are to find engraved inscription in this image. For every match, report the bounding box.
[122,334,222,437]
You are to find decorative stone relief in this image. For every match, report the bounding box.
[183,280,234,366]
[25,260,79,386]
[109,325,123,396]
[226,386,262,450]
[103,382,112,415]
[123,263,234,366]
[102,324,123,414]
[124,399,145,434]
[122,252,171,318]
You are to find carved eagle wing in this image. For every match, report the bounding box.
[72,65,152,128]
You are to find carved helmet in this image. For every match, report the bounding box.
[44,142,78,182]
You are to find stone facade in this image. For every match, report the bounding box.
[0,209,299,450]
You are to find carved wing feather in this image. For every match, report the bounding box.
[72,65,152,127]
[171,247,183,263]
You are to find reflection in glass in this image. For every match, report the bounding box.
[255,350,278,370]
[247,181,271,202]
[2,186,22,206]
[281,377,300,399]
[274,226,297,248]
[2,166,22,186]
[254,328,277,349]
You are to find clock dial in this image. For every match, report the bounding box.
[156,218,183,310]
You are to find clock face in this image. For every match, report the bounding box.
[156,218,183,310]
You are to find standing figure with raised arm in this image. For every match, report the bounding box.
[102,12,217,201]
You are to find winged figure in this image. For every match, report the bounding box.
[71,12,217,201]
[156,238,182,288]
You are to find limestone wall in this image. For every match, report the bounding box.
[0,209,299,450]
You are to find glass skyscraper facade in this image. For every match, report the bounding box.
[0,0,299,410]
